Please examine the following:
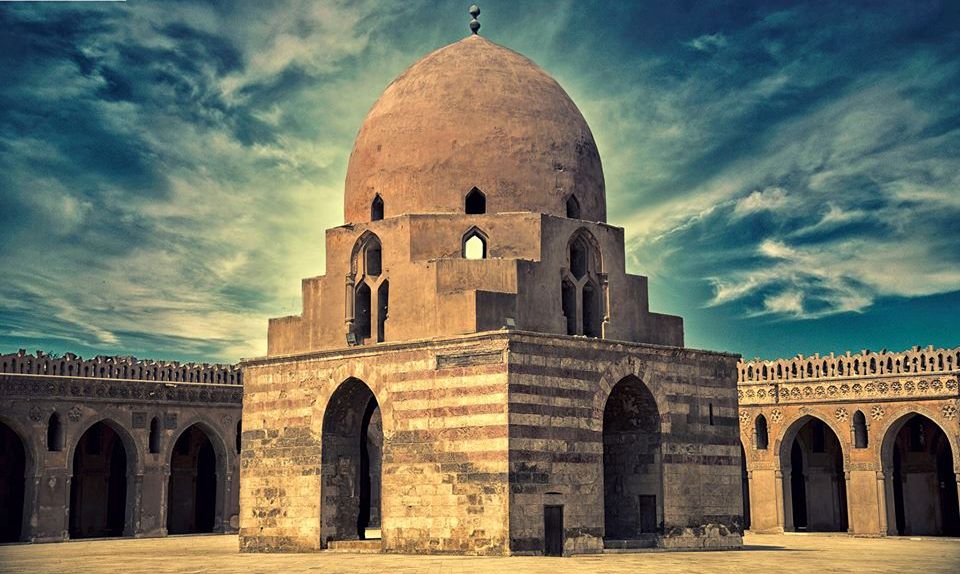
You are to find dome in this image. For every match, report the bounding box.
[344,35,606,223]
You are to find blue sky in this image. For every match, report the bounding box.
[1,1,958,363]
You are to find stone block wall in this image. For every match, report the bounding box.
[240,335,512,554]
[738,346,960,537]
[505,334,743,554]
[241,332,742,555]
[0,358,241,543]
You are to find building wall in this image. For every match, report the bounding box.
[505,334,742,554]
[0,351,242,543]
[267,214,682,357]
[241,331,741,555]
[738,346,960,536]
[241,335,512,554]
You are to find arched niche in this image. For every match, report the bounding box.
[602,375,662,541]
[320,378,383,547]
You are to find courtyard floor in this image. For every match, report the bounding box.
[1,532,959,574]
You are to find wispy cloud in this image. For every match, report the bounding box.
[0,1,957,362]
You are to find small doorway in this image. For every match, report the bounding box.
[544,505,564,556]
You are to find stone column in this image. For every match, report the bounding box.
[846,467,884,535]
[124,472,143,537]
[751,468,783,533]
[138,462,167,537]
[35,465,70,541]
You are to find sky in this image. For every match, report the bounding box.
[0,0,958,364]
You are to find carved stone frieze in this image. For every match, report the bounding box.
[738,376,958,406]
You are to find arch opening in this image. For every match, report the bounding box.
[0,421,26,542]
[582,282,601,338]
[465,187,486,214]
[321,378,383,546]
[603,375,662,541]
[463,231,487,260]
[781,417,847,532]
[167,424,218,534]
[354,283,372,341]
[566,194,581,219]
[70,422,130,538]
[370,194,384,221]
[853,411,868,449]
[883,414,959,536]
[561,280,576,336]
[149,417,161,454]
[755,415,769,450]
[48,412,64,452]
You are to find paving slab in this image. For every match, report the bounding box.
[1,533,959,574]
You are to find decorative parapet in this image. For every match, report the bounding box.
[737,345,959,406]
[738,345,958,383]
[0,349,242,385]
[0,373,243,405]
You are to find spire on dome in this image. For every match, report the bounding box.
[469,5,481,35]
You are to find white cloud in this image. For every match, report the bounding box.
[685,33,728,53]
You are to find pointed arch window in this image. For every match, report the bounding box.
[349,232,388,346]
[371,194,384,221]
[560,228,605,338]
[465,187,486,214]
[149,417,161,454]
[755,415,769,450]
[47,412,64,452]
[377,281,389,343]
[462,227,488,260]
[365,241,382,276]
[355,283,372,340]
[853,410,868,448]
[565,195,581,219]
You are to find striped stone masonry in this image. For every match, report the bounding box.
[239,331,741,555]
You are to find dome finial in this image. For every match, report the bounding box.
[469,4,481,35]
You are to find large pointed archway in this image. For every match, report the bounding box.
[167,424,220,534]
[320,378,382,546]
[780,416,848,532]
[882,413,960,536]
[0,420,26,542]
[602,375,662,541]
[69,421,133,538]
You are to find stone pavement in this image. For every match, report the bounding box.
[1,533,959,574]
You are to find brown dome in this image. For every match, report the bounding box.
[344,35,606,223]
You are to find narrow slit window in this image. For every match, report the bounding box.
[149,417,161,454]
[47,412,64,452]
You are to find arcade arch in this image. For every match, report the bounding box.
[69,420,135,538]
[167,424,221,534]
[0,420,26,542]
[779,416,848,532]
[882,413,959,536]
